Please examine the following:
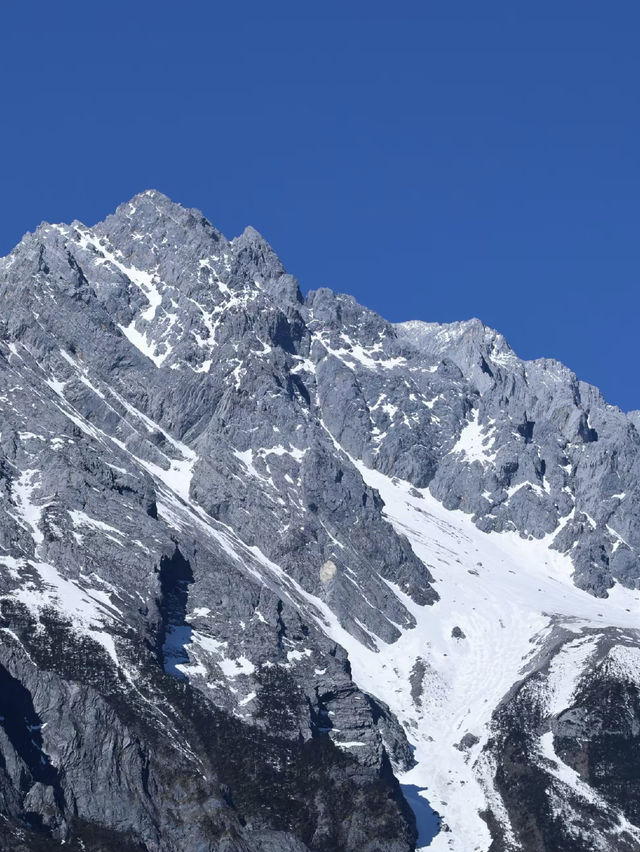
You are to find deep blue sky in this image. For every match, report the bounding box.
[1,2,638,410]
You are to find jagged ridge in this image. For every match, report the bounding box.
[0,191,639,852]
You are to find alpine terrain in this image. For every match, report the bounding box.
[1,190,640,852]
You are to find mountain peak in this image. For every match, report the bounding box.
[1,191,640,852]
[109,189,215,231]
[237,224,265,242]
[130,187,172,203]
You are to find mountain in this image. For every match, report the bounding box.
[0,189,639,852]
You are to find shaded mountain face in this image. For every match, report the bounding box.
[0,190,639,852]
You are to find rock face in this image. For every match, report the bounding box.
[0,190,639,852]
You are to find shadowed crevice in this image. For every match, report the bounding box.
[157,546,194,677]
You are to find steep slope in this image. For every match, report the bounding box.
[0,190,639,852]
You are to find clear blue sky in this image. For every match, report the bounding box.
[1,2,638,410]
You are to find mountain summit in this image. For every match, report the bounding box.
[1,193,639,852]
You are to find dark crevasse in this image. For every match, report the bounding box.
[157,547,194,678]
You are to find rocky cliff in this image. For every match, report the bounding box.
[1,191,639,851]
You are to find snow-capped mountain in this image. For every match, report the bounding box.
[1,190,639,852]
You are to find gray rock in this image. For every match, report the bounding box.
[1,190,639,851]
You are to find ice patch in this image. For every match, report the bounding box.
[449,410,496,466]
[11,469,45,546]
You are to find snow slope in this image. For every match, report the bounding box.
[325,460,640,850]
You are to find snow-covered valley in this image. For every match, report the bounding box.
[344,463,640,850]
